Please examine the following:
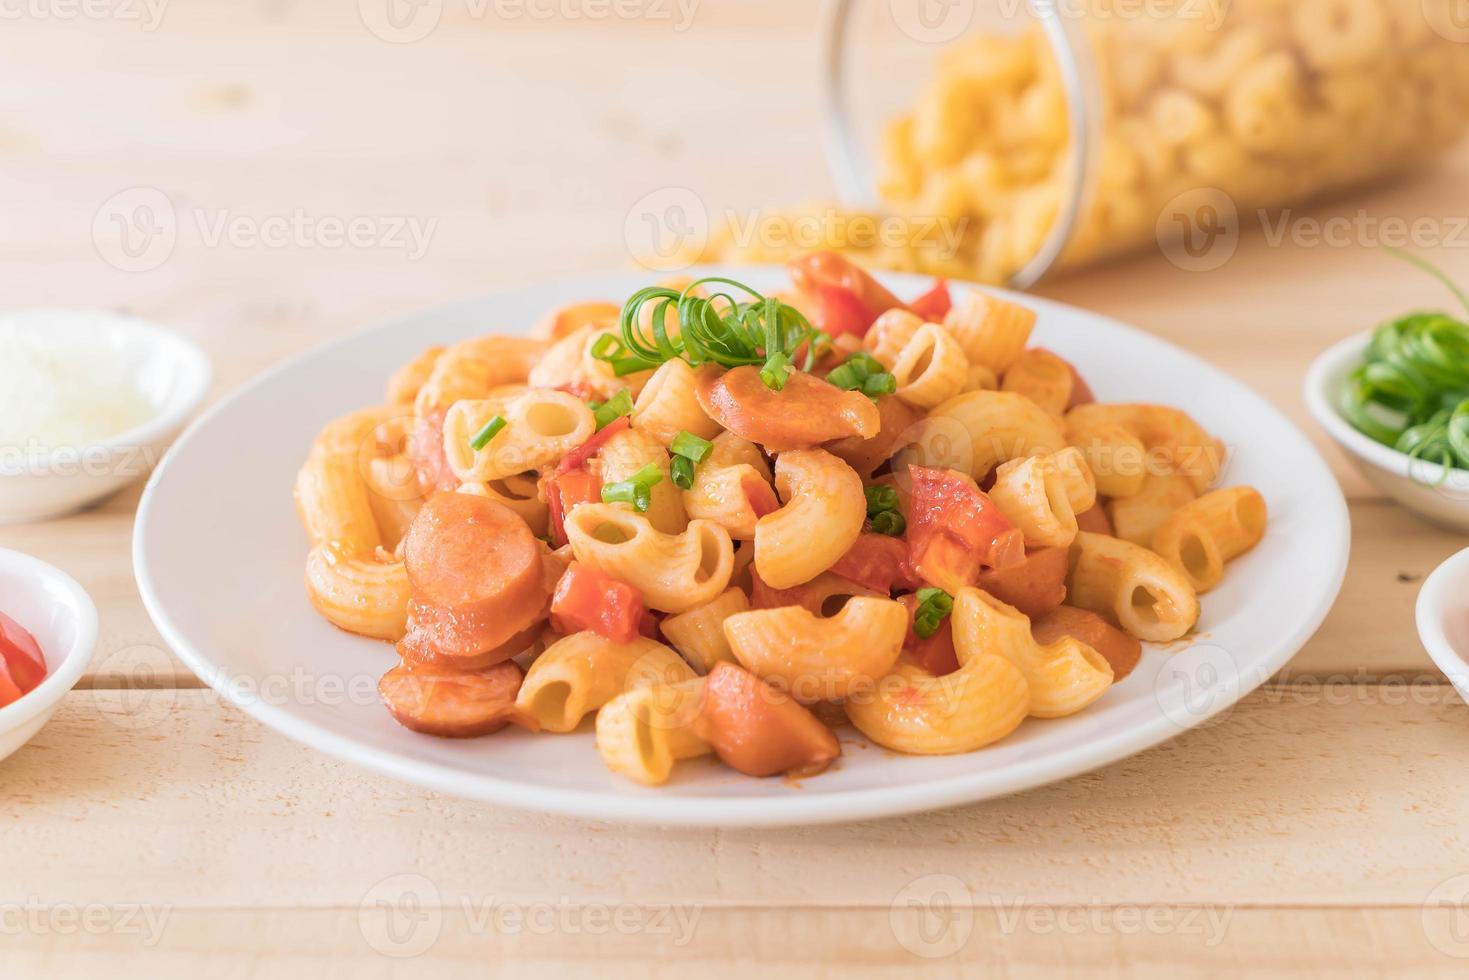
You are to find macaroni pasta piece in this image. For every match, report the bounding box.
[516,631,696,733]
[844,650,1030,756]
[754,449,866,590]
[1107,470,1198,547]
[863,309,923,369]
[386,345,444,406]
[1151,486,1268,594]
[632,359,722,446]
[1068,532,1200,643]
[295,406,411,640]
[987,447,1097,548]
[414,335,547,417]
[896,390,1065,481]
[445,388,596,483]
[597,425,688,535]
[659,587,749,673]
[527,324,654,401]
[456,474,549,537]
[1001,348,1075,416]
[681,432,776,540]
[890,322,971,409]
[723,597,908,703]
[563,504,734,613]
[1065,403,1224,495]
[951,588,1113,718]
[531,301,621,342]
[942,290,1036,374]
[594,678,711,785]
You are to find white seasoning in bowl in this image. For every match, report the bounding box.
[0,333,154,450]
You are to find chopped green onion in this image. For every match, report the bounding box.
[1339,250,1469,475]
[759,352,791,391]
[862,372,897,397]
[591,389,634,431]
[826,351,895,402]
[601,463,663,512]
[912,588,954,639]
[469,415,507,451]
[595,277,826,391]
[865,485,899,518]
[670,454,696,490]
[669,430,713,463]
[825,361,865,391]
[870,510,906,536]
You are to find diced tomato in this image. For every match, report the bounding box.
[897,594,959,676]
[550,562,646,644]
[975,545,1069,620]
[743,474,780,518]
[812,286,880,339]
[555,416,631,475]
[1032,606,1141,681]
[906,465,1025,593]
[909,279,952,321]
[696,662,840,778]
[0,658,23,708]
[547,468,603,548]
[829,534,918,594]
[0,611,48,693]
[787,251,907,339]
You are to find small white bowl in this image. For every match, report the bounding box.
[0,549,99,765]
[1417,547,1469,701]
[0,310,211,523]
[1305,331,1469,532]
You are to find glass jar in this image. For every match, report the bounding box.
[819,0,1469,287]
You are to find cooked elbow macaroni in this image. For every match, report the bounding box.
[297,264,1266,786]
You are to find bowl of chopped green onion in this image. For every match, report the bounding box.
[1305,253,1469,531]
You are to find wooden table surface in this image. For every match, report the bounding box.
[5,4,1469,976]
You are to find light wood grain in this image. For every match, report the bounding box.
[4,3,1468,974]
[2,907,1460,979]
[6,688,1469,910]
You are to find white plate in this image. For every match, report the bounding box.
[1417,547,1469,702]
[134,268,1351,826]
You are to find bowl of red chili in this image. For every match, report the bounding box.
[0,549,98,765]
